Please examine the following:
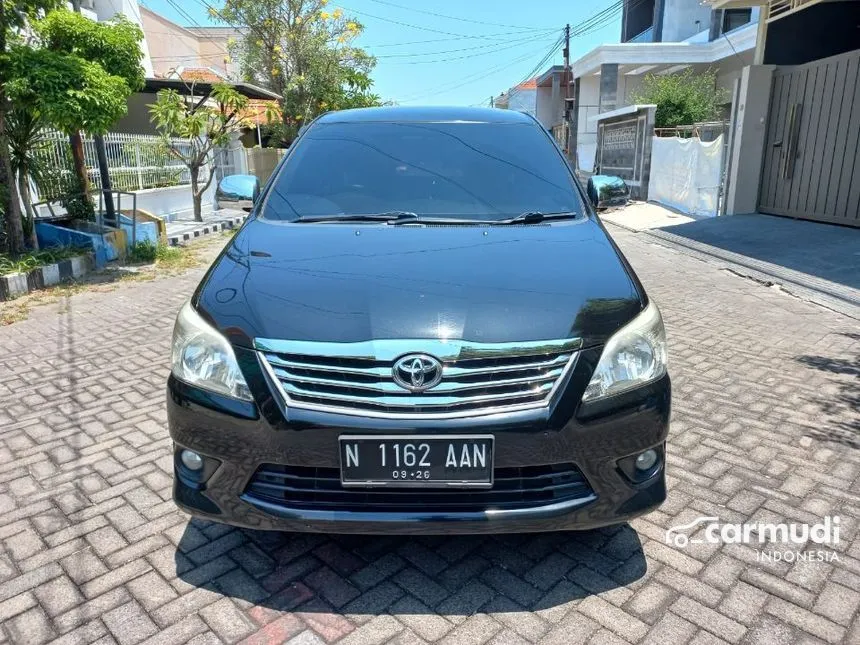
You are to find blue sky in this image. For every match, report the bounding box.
[140,0,622,105]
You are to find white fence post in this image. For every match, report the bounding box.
[31,129,194,203]
[133,138,144,191]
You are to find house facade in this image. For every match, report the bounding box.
[493,79,539,119]
[493,0,760,170]
[567,0,759,172]
[139,5,242,81]
[710,0,860,228]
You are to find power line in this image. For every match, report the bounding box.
[373,30,558,59]
[503,38,565,104]
[484,0,634,108]
[361,31,550,48]
[162,0,233,68]
[189,0,294,75]
[400,35,563,104]
[364,0,553,31]
[384,31,562,65]
[337,4,553,40]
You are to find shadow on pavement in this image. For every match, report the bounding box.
[795,332,860,449]
[174,521,646,616]
[654,214,860,291]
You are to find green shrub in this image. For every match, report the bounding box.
[128,240,184,264]
[128,240,158,262]
[631,68,727,128]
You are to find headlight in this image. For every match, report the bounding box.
[171,301,253,401]
[582,300,667,402]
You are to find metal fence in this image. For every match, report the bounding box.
[654,121,729,142]
[32,130,193,199]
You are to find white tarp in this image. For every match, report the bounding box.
[648,135,724,217]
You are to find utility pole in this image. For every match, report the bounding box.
[563,23,572,160]
[70,0,117,224]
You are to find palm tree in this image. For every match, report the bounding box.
[6,105,49,250]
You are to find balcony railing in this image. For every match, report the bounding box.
[628,26,654,43]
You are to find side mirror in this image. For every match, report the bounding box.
[216,174,261,212]
[586,175,630,210]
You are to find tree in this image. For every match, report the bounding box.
[0,0,62,255]
[630,68,727,129]
[149,83,249,221]
[6,104,47,249]
[1,7,145,252]
[31,9,145,208]
[214,0,381,145]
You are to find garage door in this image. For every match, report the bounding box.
[759,49,860,227]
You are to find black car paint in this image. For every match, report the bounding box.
[170,106,670,533]
[194,218,644,349]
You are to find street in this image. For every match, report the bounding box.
[0,225,858,645]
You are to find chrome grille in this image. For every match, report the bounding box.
[256,338,580,419]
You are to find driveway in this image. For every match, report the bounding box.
[0,225,858,644]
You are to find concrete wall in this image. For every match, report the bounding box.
[93,0,154,76]
[618,74,644,106]
[535,86,555,129]
[112,93,160,136]
[598,64,620,112]
[576,76,601,141]
[132,184,215,221]
[715,50,754,101]
[507,88,537,116]
[246,148,286,185]
[139,6,237,79]
[141,7,203,78]
[724,65,775,215]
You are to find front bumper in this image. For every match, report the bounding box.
[167,346,670,534]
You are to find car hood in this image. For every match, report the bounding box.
[195,217,643,349]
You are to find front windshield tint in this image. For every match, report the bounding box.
[261,121,583,221]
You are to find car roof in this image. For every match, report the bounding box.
[314,106,536,125]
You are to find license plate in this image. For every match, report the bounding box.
[339,435,494,487]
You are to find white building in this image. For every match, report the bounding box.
[510,0,761,171]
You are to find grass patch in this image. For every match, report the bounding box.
[0,301,29,325]
[128,240,200,272]
[0,246,89,277]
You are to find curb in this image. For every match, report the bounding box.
[612,224,860,320]
[0,253,96,302]
[167,214,247,247]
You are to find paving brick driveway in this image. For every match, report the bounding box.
[1,226,858,645]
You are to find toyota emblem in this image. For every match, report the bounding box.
[392,354,443,392]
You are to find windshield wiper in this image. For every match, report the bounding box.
[295,211,420,224]
[496,211,578,225]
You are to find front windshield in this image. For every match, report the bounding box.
[261,121,584,221]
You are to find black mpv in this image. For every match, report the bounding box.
[167,106,670,534]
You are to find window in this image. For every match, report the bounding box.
[262,121,583,221]
[722,9,752,34]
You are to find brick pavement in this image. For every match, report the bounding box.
[0,225,858,644]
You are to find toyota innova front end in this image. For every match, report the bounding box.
[167,106,670,534]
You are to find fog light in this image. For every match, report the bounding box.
[180,449,204,471]
[635,449,658,471]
